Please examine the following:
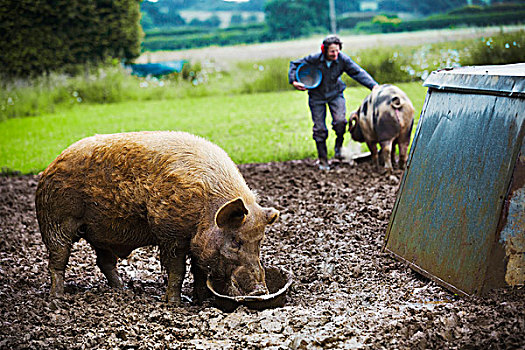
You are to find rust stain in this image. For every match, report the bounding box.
[500,148,525,286]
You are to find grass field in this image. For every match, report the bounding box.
[137,25,524,66]
[0,82,427,174]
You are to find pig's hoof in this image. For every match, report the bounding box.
[193,289,212,305]
[166,299,182,307]
[49,287,65,299]
[108,281,124,289]
[165,294,182,307]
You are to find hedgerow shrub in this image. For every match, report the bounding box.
[142,23,270,51]
[447,5,484,15]
[356,10,525,33]
[450,2,525,15]
[0,0,142,80]
[336,13,376,29]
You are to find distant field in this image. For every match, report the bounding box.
[0,83,427,174]
[137,25,525,66]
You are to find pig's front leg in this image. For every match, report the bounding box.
[160,244,186,306]
[366,141,380,170]
[191,259,211,304]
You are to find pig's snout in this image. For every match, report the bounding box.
[247,282,269,296]
[229,265,268,296]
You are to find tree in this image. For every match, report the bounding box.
[189,15,221,28]
[0,0,143,79]
[140,10,155,30]
[378,0,412,13]
[230,13,244,26]
[335,0,359,13]
[264,0,329,39]
[140,0,185,27]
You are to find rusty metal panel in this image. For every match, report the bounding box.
[385,64,525,296]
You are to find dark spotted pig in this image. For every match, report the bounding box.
[35,131,279,305]
[349,84,415,172]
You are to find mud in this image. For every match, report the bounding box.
[1,159,524,349]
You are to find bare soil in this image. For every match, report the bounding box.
[1,159,524,349]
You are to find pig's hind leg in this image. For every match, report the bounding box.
[42,219,78,298]
[47,241,72,298]
[379,139,394,173]
[391,139,398,168]
[377,110,400,173]
[397,126,413,170]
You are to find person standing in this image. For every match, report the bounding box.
[288,35,378,170]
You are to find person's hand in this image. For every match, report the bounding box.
[293,81,307,91]
[372,84,380,91]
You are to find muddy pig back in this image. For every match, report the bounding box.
[36,131,279,305]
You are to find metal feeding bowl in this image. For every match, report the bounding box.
[206,266,293,312]
[352,151,372,163]
[296,63,322,89]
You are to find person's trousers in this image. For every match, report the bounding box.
[308,93,347,142]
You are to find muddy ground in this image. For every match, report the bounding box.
[1,159,524,349]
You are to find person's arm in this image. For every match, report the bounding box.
[289,57,307,91]
[342,55,378,90]
[289,54,319,91]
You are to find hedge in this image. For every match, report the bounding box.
[0,0,143,79]
[142,25,271,51]
[337,12,383,29]
[357,10,525,33]
[448,3,525,15]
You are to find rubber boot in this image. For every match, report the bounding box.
[316,141,330,171]
[334,135,344,160]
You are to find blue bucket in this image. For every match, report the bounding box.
[296,63,322,89]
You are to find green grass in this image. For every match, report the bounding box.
[0,82,427,174]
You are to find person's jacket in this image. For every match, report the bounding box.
[288,52,378,100]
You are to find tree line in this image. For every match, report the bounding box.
[1,0,520,80]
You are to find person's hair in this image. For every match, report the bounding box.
[322,35,343,55]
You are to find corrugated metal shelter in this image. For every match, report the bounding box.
[384,63,525,296]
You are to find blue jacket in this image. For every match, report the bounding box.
[288,52,378,100]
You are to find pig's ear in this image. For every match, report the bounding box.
[216,198,248,228]
[265,207,279,225]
